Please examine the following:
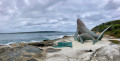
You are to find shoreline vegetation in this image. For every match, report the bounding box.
[92,20,120,38]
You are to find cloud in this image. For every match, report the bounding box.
[103,0,120,10]
[0,0,120,33]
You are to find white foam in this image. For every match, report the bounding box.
[58,35,64,38]
[6,42,16,45]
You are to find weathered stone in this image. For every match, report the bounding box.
[0,47,10,54]
[0,45,44,61]
[91,45,120,61]
[47,48,61,53]
[7,57,15,61]
[26,48,42,53]
[28,42,45,47]
[23,55,32,57]
[63,36,70,38]
[28,41,54,47]
[27,58,38,61]
[0,58,3,61]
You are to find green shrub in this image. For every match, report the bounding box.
[92,20,120,38]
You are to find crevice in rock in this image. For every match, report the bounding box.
[90,47,104,61]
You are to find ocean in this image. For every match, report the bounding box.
[0,31,74,45]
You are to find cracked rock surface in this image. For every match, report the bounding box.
[0,36,120,61]
[0,45,45,61]
[46,37,120,61]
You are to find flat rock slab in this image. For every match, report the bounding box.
[26,47,43,53]
[0,45,45,61]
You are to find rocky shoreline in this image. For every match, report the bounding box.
[0,36,120,61]
[0,36,71,61]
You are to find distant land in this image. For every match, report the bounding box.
[92,20,120,38]
[0,31,64,34]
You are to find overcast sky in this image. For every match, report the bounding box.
[0,0,120,33]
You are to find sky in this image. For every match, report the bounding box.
[0,0,120,33]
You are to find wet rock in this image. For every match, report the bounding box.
[0,45,3,46]
[27,58,38,61]
[43,39,50,41]
[28,41,54,47]
[63,36,71,38]
[28,42,45,47]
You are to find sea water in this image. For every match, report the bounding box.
[0,32,74,45]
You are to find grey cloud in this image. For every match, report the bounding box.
[0,0,120,33]
[103,0,120,10]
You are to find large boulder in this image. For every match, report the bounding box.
[91,45,120,61]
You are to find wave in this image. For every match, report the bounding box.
[0,32,74,45]
[0,31,62,34]
[6,42,16,45]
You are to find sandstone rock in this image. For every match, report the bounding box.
[91,45,120,61]
[27,58,38,61]
[28,41,54,47]
[47,45,120,61]
[0,45,45,61]
[47,48,61,53]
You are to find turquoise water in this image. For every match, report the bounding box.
[0,32,74,45]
